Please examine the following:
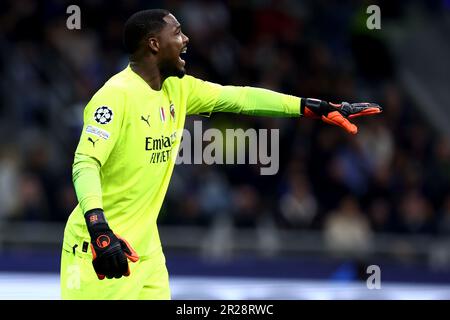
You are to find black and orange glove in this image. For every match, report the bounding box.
[301,98,382,134]
[85,209,139,280]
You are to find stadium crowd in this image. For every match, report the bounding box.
[0,0,448,254]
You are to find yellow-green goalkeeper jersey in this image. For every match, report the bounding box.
[64,65,301,258]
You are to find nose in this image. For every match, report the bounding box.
[182,33,189,45]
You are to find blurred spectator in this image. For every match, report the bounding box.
[367,197,393,233]
[323,196,372,254]
[0,146,21,220]
[357,120,394,172]
[332,138,373,196]
[179,0,229,43]
[232,184,264,228]
[278,172,318,228]
[197,166,233,222]
[396,189,434,234]
[436,194,450,235]
[17,173,49,221]
[425,136,450,208]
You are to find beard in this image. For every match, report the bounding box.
[160,58,186,79]
[173,66,186,78]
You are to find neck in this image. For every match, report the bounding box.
[129,59,165,91]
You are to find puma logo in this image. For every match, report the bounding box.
[141,115,150,127]
[88,137,99,147]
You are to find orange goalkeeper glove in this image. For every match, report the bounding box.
[301,98,382,134]
[85,209,139,280]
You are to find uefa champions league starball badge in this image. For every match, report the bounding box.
[94,106,113,124]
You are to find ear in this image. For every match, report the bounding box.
[147,37,159,54]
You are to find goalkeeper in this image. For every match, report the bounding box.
[60,9,381,299]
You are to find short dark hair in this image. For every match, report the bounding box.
[123,9,170,54]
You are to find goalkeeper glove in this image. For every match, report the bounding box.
[301,98,382,134]
[85,209,139,280]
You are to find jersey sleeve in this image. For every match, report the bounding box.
[184,75,222,116]
[72,153,103,213]
[72,86,125,214]
[184,75,301,117]
[75,86,125,166]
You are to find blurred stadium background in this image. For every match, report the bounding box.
[1,0,450,299]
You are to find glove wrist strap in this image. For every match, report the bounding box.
[85,209,110,237]
[301,98,329,117]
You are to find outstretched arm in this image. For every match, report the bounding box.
[185,76,382,134]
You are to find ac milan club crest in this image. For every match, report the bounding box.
[169,103,175,120]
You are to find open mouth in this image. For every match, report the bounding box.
[179,47,187,65]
